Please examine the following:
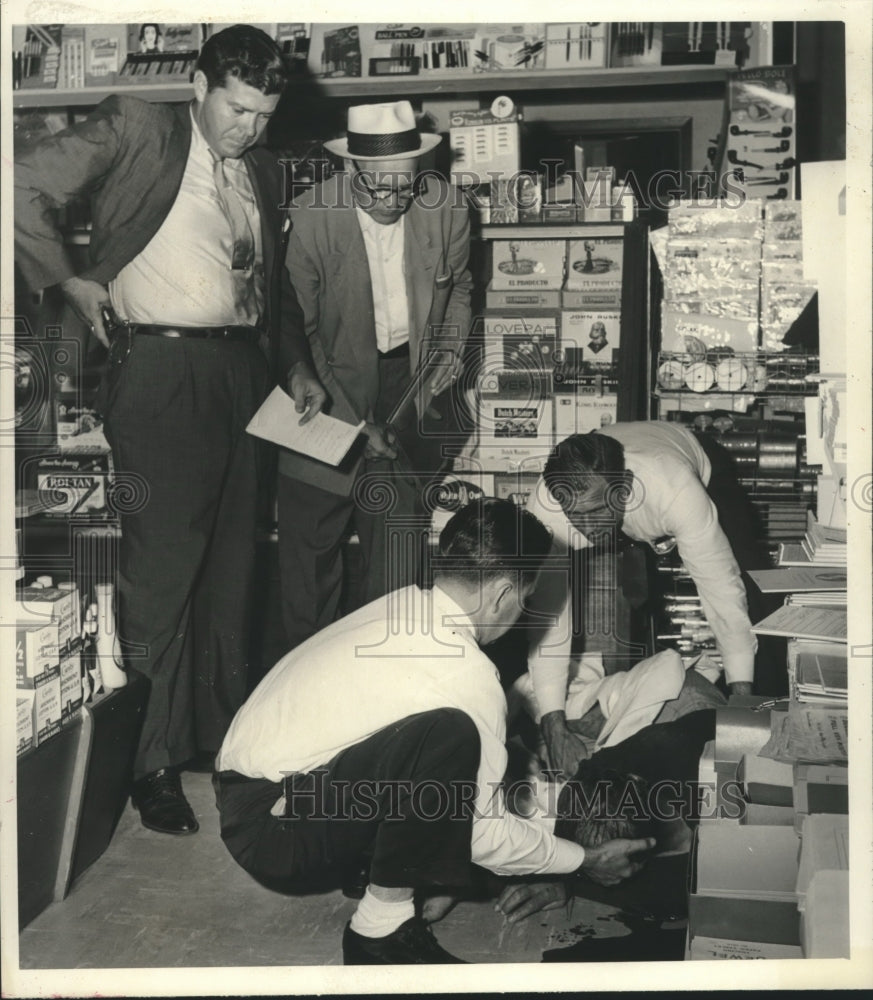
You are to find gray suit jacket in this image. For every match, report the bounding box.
[279,171,472,495]
[14,94,309,374]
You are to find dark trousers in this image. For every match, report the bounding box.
[213,708,480,894]
[278,352,444,650]
[102,334,269,778]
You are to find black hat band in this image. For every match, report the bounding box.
[346,128,420,157]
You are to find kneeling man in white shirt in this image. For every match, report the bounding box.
[215,498,654,965]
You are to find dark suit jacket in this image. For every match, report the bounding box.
[14,94,309,374]
[279,171,472,495]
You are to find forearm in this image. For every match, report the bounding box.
[15,97,123,291]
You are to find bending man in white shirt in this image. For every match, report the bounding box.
[528,423,761,779]
[215,498,654,965]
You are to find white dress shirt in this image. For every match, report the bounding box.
[355,207,410,353]
[109,106,264,327]
[527,422,756,714]
[217,584,586,877]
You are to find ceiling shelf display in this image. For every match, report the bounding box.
[11,65,734,109]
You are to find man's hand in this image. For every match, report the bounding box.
[577,837,657,886]
[428,354,463,398]
[421,893,459,924]
[495,881,568,924]
[288,363,327,425]
[60,276,111,349]
[540,710,590,780]
[362,422,398,461]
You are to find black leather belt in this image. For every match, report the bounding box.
[131,324,261,343]
[378,341,410,360]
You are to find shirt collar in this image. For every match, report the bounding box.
[355,204,405,235]
[429,583,478,644]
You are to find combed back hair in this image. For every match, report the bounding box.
[435,497,552,590]
[196,24,289,95]
[542,432,626,514]
[554,766,653,849]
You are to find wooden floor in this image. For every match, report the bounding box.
[17,770,630,970]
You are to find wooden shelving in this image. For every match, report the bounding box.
[12,65,732,109]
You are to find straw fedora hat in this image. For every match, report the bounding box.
[324,101,442,161]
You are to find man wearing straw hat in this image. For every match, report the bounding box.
[278,100,472,650]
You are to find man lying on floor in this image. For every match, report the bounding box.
[494,708,718,924]
[213,498,655,965]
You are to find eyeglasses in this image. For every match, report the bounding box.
[352,170,420,205]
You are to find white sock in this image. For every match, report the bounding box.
[349,886,415,939]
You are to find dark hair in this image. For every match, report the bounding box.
[196,24,288,95]
[435,497,551,590]
[555,766,653,848]
[139,23,162,42]
[543,432,626,514]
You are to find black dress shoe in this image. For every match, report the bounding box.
[342,917,466,965]
[131,768,199,835]
[340,860,370,900]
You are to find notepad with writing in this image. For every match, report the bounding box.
[246,386,364,466]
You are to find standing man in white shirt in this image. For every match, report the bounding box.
[277,101,472,650]
[530,423,762,778]
[14,25,326,836]
[215,499,654,964]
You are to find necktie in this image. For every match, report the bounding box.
[212,155,255,271]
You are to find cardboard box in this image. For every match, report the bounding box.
[59,647,84,720]
[796,813,848,909]
[35,455,109,516]
[793,763,848,817]
[554,392,618,437]
[739,802,796,826]
[737,754,794,807]
[801,870,849,958]
[17,585,78,651]
[486,286,561,309]
[490,241,566,290]
[55,394,111,452]
[564,237,623,293]
[714,702,773,774]
[30,665,63,748]
[482,313,559,372]
[559,310,621,367]
[561,286,622,311]
[16,620,60,684]
[476,397,554,472]
[688,823,801,946]
[17,692,34,755]
[84,24,128,87]
[689,935,803,960]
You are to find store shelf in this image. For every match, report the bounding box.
[312,64,732,97]
[13,83,194,108]
[11,64,732,109]
[479,222,625,240]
